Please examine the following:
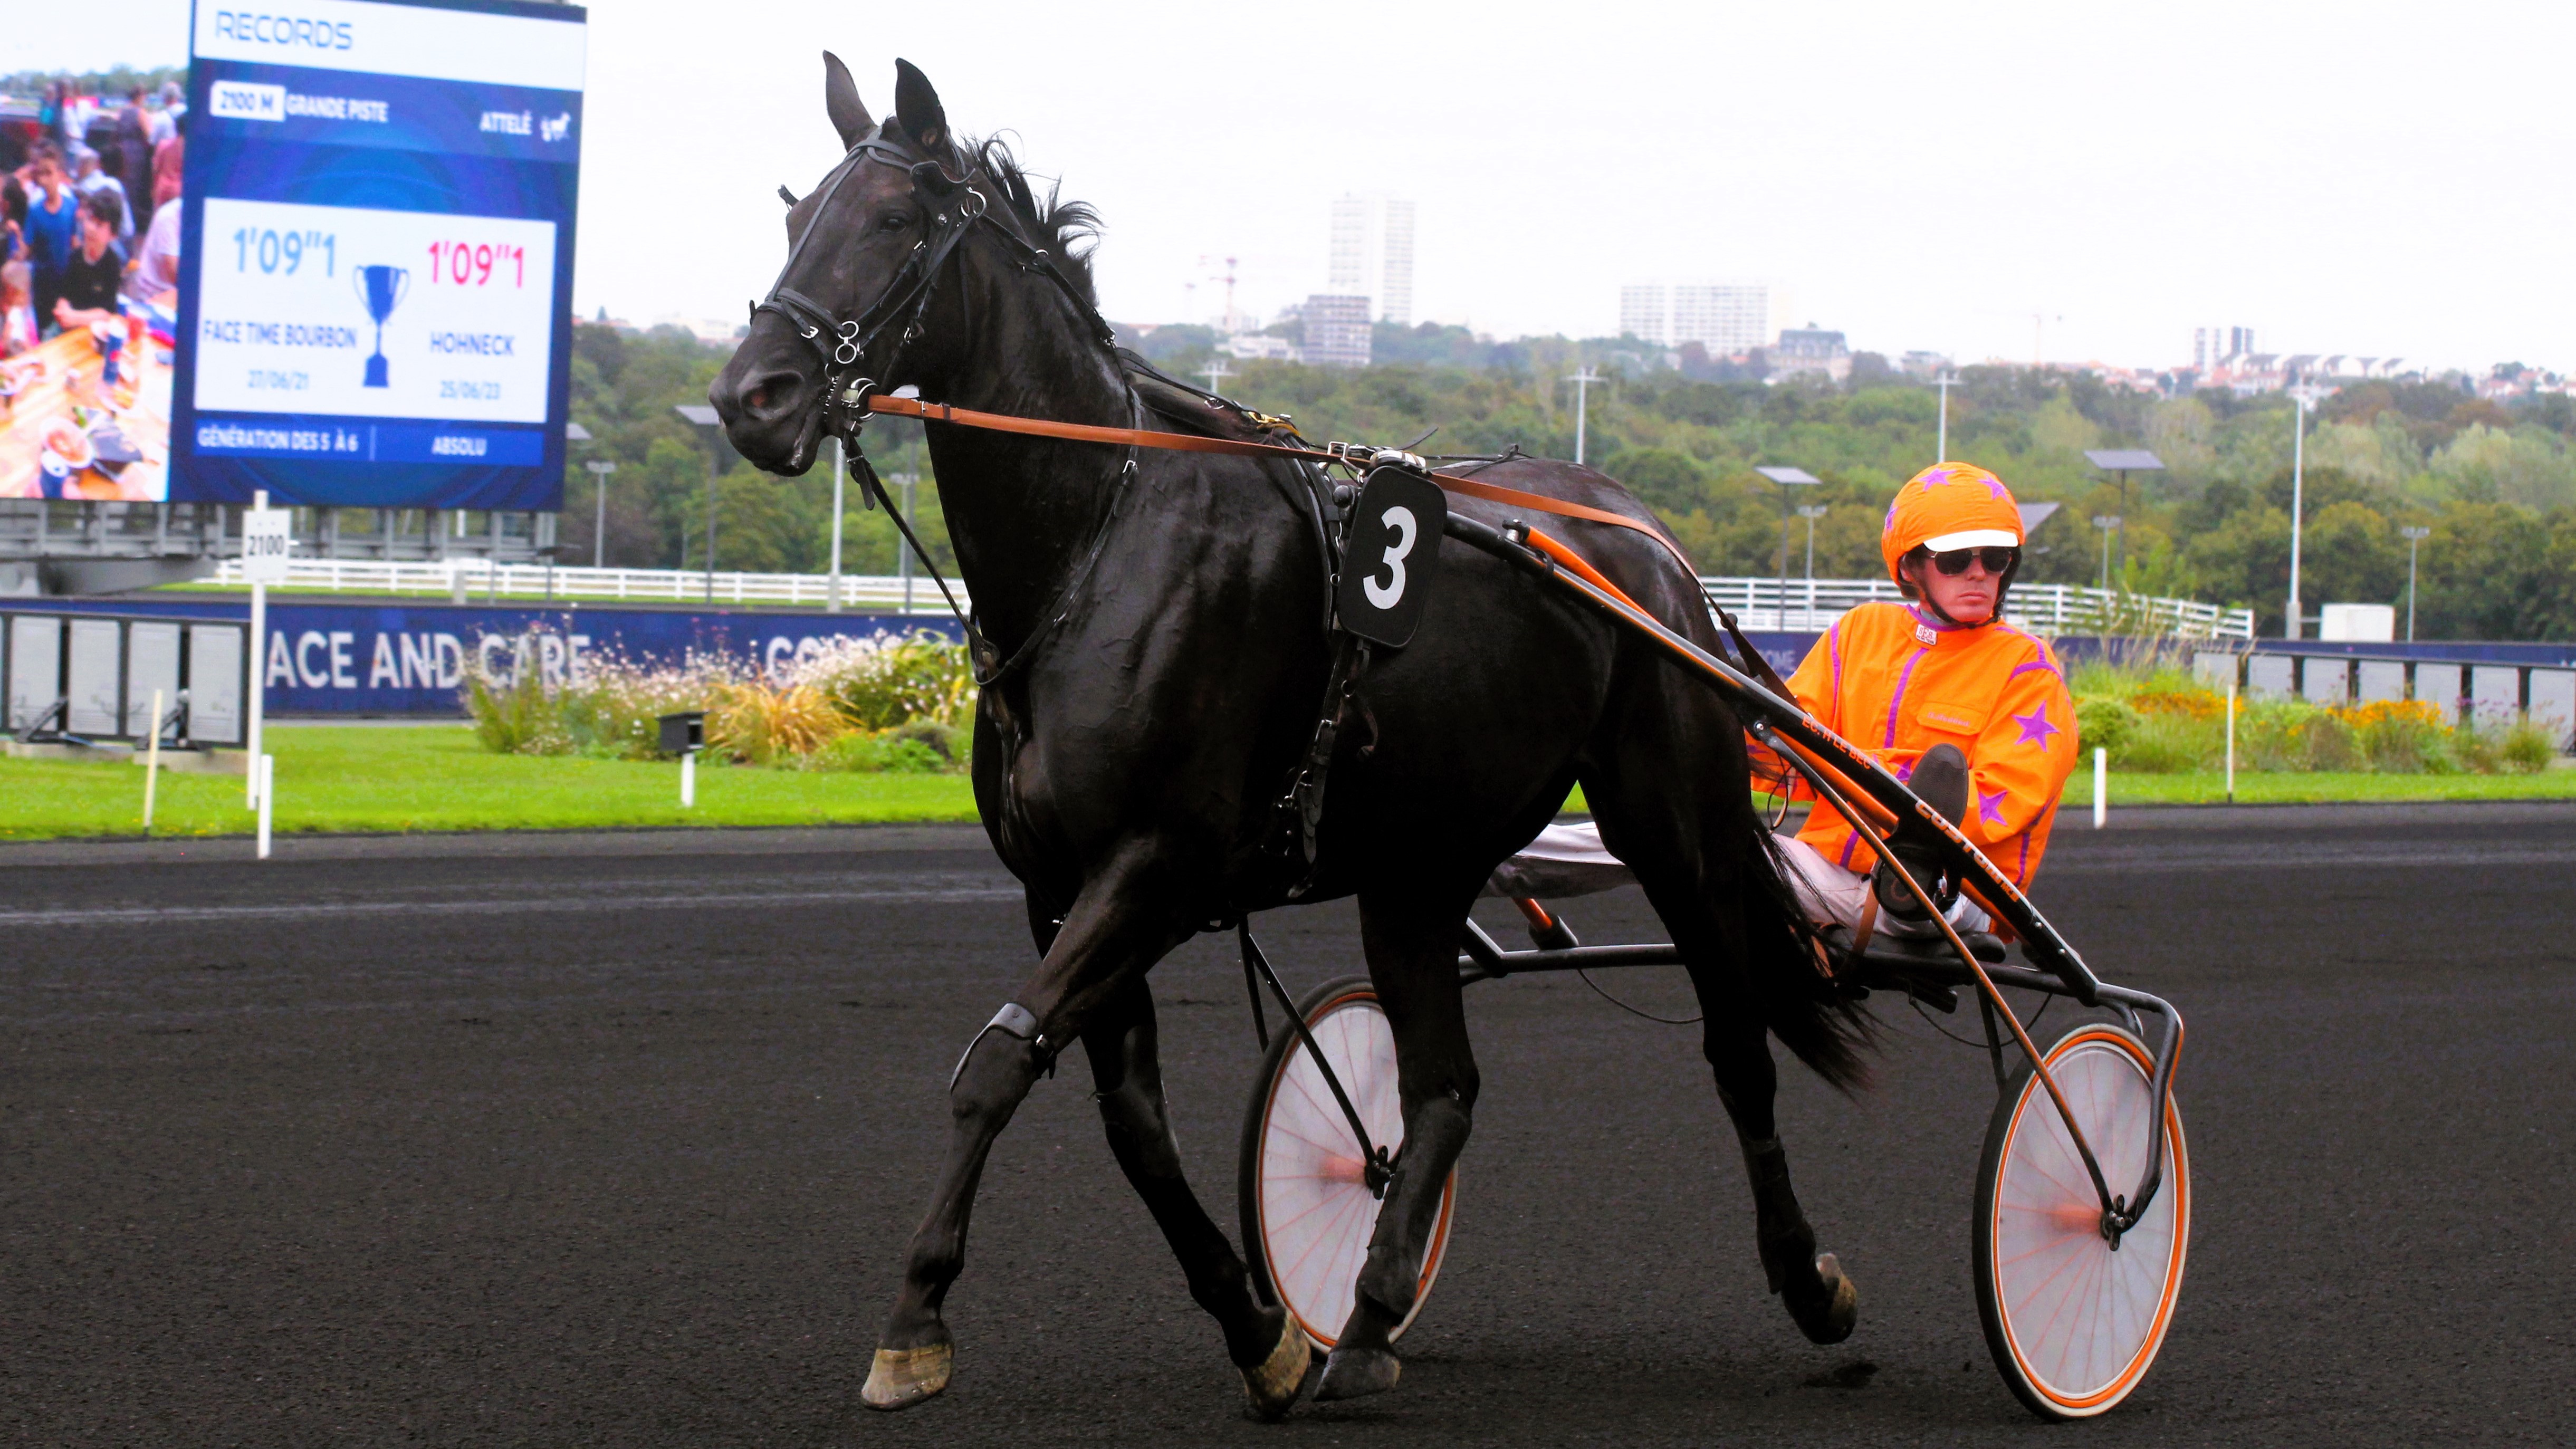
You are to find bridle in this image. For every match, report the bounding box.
[741,122,1793,705]
[745,122,1140,687]
[750,122,1121,470]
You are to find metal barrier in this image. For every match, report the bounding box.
[2194,646,2576,748]
[3,610,250,746]
[207,560,2256,639]
[1698,577,2254,639]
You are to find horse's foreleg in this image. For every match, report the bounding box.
[861,868,1190,1412]
[1314,893,1480,1403]
[1081,978,1310,1417]
[1703,1011,1857,1345]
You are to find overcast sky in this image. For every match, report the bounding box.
[31,0,2576,372]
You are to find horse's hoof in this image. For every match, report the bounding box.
[1313,1345,1401,1402]
[1239,1312,1311,1421]
[861,1340,953,1411]
[1790,1252,1860,1346]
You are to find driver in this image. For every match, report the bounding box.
[1488,462,2077,945]
[1768,461,2078,939]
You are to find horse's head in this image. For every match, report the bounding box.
[710,56,1004,474]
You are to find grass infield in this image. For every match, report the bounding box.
[3,727,2570,841]
[0,726,980,840]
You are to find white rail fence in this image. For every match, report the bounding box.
[210,560,2256,640]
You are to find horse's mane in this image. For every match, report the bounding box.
[955,135,1102,306]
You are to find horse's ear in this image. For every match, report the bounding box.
[822,51,872,149]
[893,58,947,151]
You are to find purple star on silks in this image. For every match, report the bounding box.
[1986,476,2009,500]
[2012,703,2061,750]
[1919,467,1956,487]
[1977,787,2010,827]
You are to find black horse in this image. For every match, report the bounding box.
[710,55,1869,1419]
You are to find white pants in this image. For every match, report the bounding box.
[1487,820,1991,938]
[1775,833,1990,938]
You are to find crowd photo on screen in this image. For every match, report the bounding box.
[1,73,184,501]
[1,76,184,351]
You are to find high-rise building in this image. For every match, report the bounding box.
[1620,282,1768,354]
[1327,194,1415,326]
[1304,294,1373,368]
[1620,285,1668,344]
[2197,326,2257,370]
[1672,284,1768,354]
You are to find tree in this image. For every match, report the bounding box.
[2300,501,2403,608]
[2417,502,2558,639]
[1600,447,1708,513]
[2183,506,2293,631]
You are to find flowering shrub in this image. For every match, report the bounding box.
[2067,664,2557,775]
[462,629,976,772]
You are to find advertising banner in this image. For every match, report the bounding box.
[166,0,586,509]
[13,596,1825,716]
[8,601,970,715]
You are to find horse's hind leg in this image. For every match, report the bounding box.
[1079,979,1309,1418]
[1314,889,1480,1403]
[1583,676,1859,1347]
[1701,1012,1859,1344]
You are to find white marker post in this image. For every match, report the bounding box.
[2093,747,2108,829]
[679,751,696,809]
[241,492,292,805]
[255,754,275,859]
[2225,664,2239,803]
[142,688,164,831]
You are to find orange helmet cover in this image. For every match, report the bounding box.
[1880,462,2023,584]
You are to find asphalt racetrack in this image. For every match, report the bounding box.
[4,804,2571,1446]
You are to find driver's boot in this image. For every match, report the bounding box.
[1874,743,1968,922]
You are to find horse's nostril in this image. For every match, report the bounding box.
[747,387,769,411]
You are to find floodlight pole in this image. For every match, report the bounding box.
[675,405,724,604]
[900,471,917,614]
[2092,515,2122,591]
[1567,368,1602,465]
[582,459,617,569]
[2401,525,2431,641]
[1935,371,1956,462]
[2286,395,2309,639]
[1796,504,1828,621]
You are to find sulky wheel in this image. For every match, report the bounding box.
[1237,975,1456,1351]
[1974,1021,2190,1421]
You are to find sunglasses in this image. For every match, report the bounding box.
[1927,546,2018,576]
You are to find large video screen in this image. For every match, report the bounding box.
[170,0,586,509]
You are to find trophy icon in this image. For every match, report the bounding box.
[353,264,409,388]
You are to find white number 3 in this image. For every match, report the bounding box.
[1363,505,1418,610]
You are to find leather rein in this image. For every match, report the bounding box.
[861,390,1793,693]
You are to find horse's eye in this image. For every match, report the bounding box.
[877,212,912,232]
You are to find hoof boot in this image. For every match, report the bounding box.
[1789,1252,1860,1346]
[1239,1313,1311,1421]
[1313,1345,1401,1402]
[861,1340,953,1411]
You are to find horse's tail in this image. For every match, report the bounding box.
[1734,818,1876,1092]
